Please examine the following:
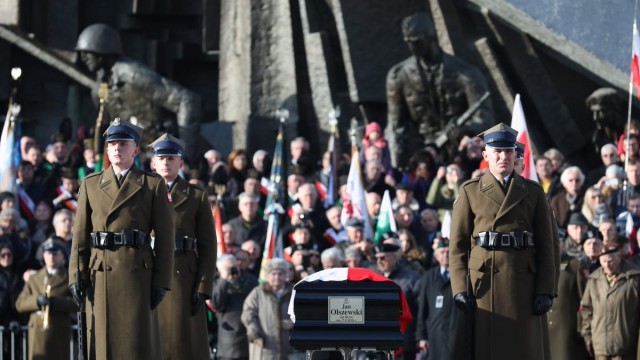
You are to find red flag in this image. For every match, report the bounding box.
[632,22,640,100]
[510,94,538,182]
[213,201,226,256]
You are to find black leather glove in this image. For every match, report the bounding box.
[454,292,476,312]
[150,287,167,310]
[69,283,83,307]
[37,295,49,308]
[191,292,207,316]
[533,294,553,315]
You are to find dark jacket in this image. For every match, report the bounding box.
[416,266,463,360]
[212,272,259,359]
[383,264,421,355]
[228,216,267,248]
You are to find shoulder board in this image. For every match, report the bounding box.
[84,171,102,180]
[461,177,481,188]
[524,178,543,188]
[143,170,161,178]
[188,182,206,192]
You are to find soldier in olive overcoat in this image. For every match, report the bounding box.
[548,252,588,360]
[16,240,77,360]
[68,119,175,360]
[450,123,557,360]
[151,134,216,360]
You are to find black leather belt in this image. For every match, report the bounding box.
[475,231,534,250]
[91,230,149,250]
[175,236,197,254]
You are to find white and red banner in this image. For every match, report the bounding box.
[213,201,227,256]
[510,94,538,182]
[340,145,373,240]
[632,21,640,100]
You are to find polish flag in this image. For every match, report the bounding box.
[510,94,538,182]
[340,145,373,240]
[212,201,226,256]
[287,267,413,333]
[632,22,640,99]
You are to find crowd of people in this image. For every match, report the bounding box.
[0,117,639,359]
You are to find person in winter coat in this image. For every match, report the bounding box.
[151,134,217,360]
[581,246,640,360]
[241,258,296,360]
[416,237,463,360]
[16,240,77,360]
[212,254,259,360]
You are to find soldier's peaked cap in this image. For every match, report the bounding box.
[477,123,517,149]
[149,133,185,157]
[103,118,143,144]
[515,141,525,159]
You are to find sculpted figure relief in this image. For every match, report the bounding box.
[586,87,625,154]
[76,24,202,159]
[385,12,494,168]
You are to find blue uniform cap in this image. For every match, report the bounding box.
[515,142,525,159]
[103,118,143,144]
[149,133,185,157]
[42,240,65,254]
[478,123,518,149]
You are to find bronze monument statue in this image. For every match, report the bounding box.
[76,24,202,159]
[385,12,494,169]
[586,87,625,154]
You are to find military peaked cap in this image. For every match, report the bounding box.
[477,123,518,149]
[149,133,185,157]
[103,118,143,144]
[515,141,525,160]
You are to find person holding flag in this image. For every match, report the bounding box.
[150,133,216,360]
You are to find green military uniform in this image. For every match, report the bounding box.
[69,119,175,360]
[450,124,556,360]
[151,134,217,360]
[16,242,77,360]
[548,255,588,360]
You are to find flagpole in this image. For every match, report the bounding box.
[625,0,639,203]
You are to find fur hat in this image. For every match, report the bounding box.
[263,258,290,275]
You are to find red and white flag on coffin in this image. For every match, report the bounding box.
[632,21,640,99]
[287,267,413,334]
[510,94,538,182]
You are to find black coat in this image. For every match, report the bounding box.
[383,264,421,355]
[212,272,259,359]
[416,267,463,360]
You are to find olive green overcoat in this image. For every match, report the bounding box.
[157,176,216,360]
[69,166,175,360]
[548,256,588,360]
[16,267,77,360]
[450,171,556,360]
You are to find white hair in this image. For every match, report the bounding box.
[560,166,584,185]
[600,143,617,156]
[216,254,236,271]
[321,247,345,263]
